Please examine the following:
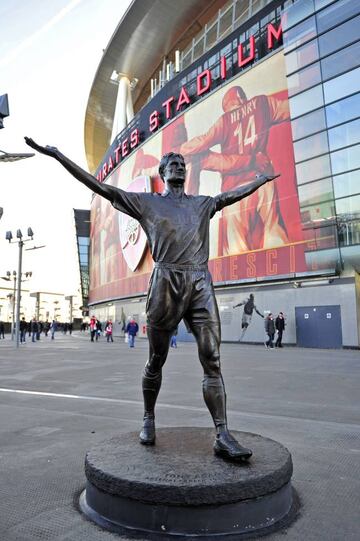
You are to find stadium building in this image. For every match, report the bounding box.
[83,0,360,348]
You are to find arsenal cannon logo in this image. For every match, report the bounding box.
[119,176,151,271]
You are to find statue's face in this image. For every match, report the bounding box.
[163,155,186,184]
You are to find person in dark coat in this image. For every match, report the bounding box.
[30,318,38,343]
[126,318,139,348]
[275,312,285,348]
[264,313,275,349]
[20,317,27,343]
[0,321,5,339]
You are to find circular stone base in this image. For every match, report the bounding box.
[80,428,294,538]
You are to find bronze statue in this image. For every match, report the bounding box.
[25,137,279,461]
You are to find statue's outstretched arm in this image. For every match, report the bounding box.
[24,137,117,202]
[214,173,280,211]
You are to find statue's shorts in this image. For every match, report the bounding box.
[146,262,220,339]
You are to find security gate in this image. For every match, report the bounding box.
[295,305,342,348]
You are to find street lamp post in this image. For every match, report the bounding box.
[5,228,34,347]
[1,271,17,339]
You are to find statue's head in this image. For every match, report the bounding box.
[159,152,186,184]
[222,86,247,112]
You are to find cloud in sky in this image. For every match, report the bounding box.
[0,0,83,68]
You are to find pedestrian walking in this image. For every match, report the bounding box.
[264,313,275,349]
[20,317,27,343]
[30,318,38,342]
[89,316,97,342]
[0,321,5,339]
[126,318,139,348]
[50,320,57,340]
[275,312,285,348]
[96,319,102,341]
[170,327,178,348]
[105,320,114,342]
[44,320,50,337]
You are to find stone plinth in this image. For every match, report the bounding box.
[80,428,295,538]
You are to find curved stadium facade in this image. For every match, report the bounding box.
[84,0,360,348]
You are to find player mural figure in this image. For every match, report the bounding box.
[25,137,279,461]
[233,293,264,341]
[181,85,290,254]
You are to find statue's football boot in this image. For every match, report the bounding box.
[139,414,156,445]
[214,430,252,461]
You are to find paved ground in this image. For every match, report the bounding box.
[0,333,359,540]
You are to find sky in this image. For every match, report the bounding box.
[0,0,131,295]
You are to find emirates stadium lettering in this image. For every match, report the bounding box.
[97,22,282,183]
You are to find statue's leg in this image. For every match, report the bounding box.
[140,326,172,444]
[185,273,252,460]
[140,267,185,444]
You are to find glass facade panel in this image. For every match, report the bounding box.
[298,177,334,205]
[318,15,360,57]
[321,40,360,81]
[285,39,319,74]
[315,0,335,8]
[331,144,360,174]
[326,92,360,128]
[283,16,317,52]
[289,84,324,118]
[291,108,326,140]
[336,194,360,215]
[287,62,322,97]
[333,170,360,198]
[296,154,331,184]
[294,131,329,162]
[316,0,360,34]
[328,118,360,151]
[300,200,336,223]
[323,66,360,104]
[282,0,314,32]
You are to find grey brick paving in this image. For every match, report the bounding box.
[0,333,359,540]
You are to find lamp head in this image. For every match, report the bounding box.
[5,231,12,242]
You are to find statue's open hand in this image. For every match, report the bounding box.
[24,137,59,158]
[255,173,281,183]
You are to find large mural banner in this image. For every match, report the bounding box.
[89,51,328,304]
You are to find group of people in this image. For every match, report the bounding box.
[89,315,140,346]
[264,312,285,349]
[17,318,60,342]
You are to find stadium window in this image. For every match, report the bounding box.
[328,118,360,152]
[296,154,331,184]
[318,15,360,57]
[331,144,360,175]
[287,62,322,97]
[314,0,334,9]
[283,16,316,52]
[316,0,360,34]
[282,0,314,32]
[294,131,329,163]
[298,177,334,206]
[289,84,324,118]
[300,200,336,223]
[336,195,360,219]
[285,38,319,75]
[333,170,360,199]
[291,108,326,141]
[321,40,360,81]
[326,93,360,128]
[323,67,360,104]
